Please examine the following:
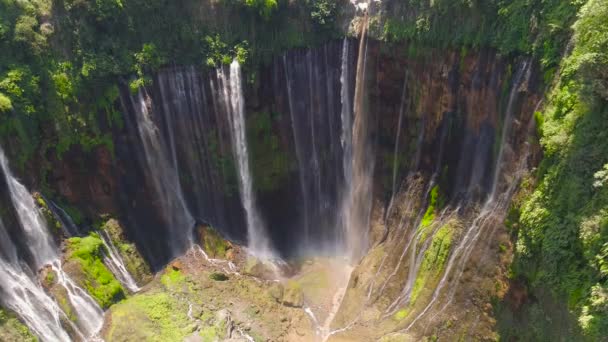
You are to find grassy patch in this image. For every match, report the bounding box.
[106,292,190,342]
[161,269,187,290]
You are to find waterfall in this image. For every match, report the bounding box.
[344,15,374,262]
[46,199,141,293]
[339,38,354,253]
[216,61,273,258]
[0,220,72,342]
[0,147,104,340]
[490,59,532,199]
[284,54,312,245]
[0,151,57,267]
[403,59,533,331]
[49,261,105,338]
[99,232,140,293]
[385,71,409,222]
[47,199,80,237]
[129,89,195,255]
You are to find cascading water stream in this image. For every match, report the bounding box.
[0,147,104,340]
[402,59,533,331]
[99,231,141,293]
[0,153,56,267]
[343,13,374,262]
[0,219,73,342]
[216,61,273,259]
[385,70,409,223]
[49,261,105,338]
[284,54,313,246]
[339,38,354,253]
[129,89,195,256]
[46,198,141,293]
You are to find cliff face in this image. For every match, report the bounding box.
[37,40,541,272]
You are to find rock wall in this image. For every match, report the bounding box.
[32,39,541,273]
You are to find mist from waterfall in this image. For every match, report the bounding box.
[216,61,274,259]
[0,147,104,341]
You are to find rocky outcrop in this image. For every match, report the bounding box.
[102,219,153,285]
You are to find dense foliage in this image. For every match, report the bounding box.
[505,0,608,339]
[380,0,581,78]
[0,0,343,169]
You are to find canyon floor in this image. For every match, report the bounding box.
[101,238,367,342]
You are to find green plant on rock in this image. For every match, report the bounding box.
[65,234,126,308]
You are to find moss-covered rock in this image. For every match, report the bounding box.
[64,233,126,308]
[409,219,457,306]
[282,280,304,308]
[32,192,63,240]
[198,309,232,342]
[0,308,37,342]
[243,257,277,279]
[195,225,232,259]
[102,218,152,285]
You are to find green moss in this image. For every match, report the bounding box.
[106,292,190,342]
[420,185,442,229]
[66,234,125,308]
[0,308,37,342]
[410,222,454,305]
[161,269,187,290]
[393,308,410,321]
[200,226,230,259]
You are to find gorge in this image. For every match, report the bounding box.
[0,0,607,341]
